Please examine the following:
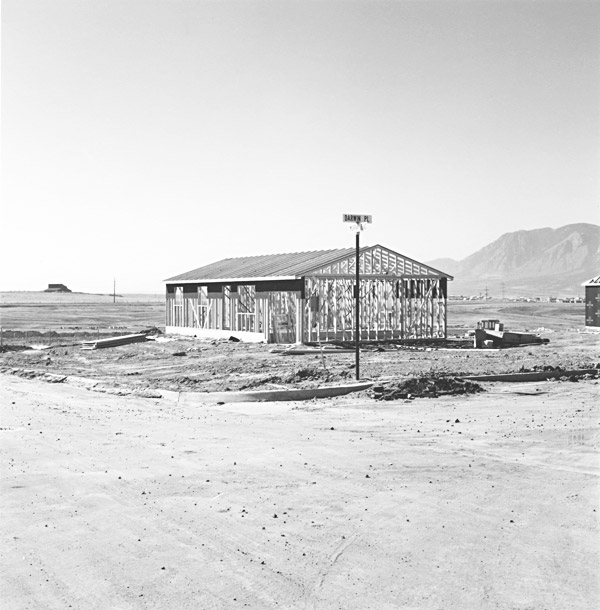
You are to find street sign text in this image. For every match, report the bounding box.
[343,214,372,224]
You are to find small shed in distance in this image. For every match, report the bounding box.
[583,275,600,327]
[44,284,71,293]
[164,245,453,344]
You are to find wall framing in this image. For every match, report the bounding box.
[165,245,451,343]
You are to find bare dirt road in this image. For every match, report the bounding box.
[1,374,598,609]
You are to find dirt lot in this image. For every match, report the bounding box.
[1,375,598,609]
[1,296,599,608]
[0,296,597,395]
[1,327,598,395]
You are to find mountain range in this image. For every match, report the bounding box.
[427,223,600,298]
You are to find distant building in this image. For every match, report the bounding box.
[583,275,600,327]
[44,284,72,293]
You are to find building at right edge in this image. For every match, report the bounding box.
[583,275,600,327]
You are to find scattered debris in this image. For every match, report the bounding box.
[373,377,484,400]
[315,339,472,351]
[140,326,163,341]
[272,346,356,355]
[463,369,598,383]
[0,345,31,353]
[5,369,67,384]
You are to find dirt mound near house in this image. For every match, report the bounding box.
[372,376,484,400]
[0,345,31,353]
[238,367,353,390]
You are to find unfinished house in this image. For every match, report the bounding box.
[164,245,453,343]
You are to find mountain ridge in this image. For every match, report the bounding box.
[427,223,599,297]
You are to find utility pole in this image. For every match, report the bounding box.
[113,278,116,304]
[343,213,372,380]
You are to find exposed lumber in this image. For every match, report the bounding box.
[165,245,449,343]
[81,334,147,350]
[271,347,357,355]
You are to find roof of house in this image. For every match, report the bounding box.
[582,275,600,286]
[165,245,453,283]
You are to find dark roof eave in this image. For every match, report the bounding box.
[164,273,454,283]
[164,275,298,283]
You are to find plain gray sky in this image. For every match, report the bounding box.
[2,0,598,292]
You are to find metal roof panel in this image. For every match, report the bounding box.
[165,249,355,282]
[582,274,600,286]
[164,246,453,282]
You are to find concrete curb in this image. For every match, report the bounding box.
[160,382,374,404]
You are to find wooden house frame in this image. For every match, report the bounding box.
[164,245,453,343]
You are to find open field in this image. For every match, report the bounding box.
[447,300,586,333]
[0,292,587,336]
[0,292,163,334]
[1,293,598,609]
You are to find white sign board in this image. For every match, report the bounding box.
[343,214,372,223]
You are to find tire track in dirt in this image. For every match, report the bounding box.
[304,533,357,610]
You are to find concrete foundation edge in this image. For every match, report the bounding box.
[160,382,374,404]
[165,326,266,343]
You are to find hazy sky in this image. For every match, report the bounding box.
[2,0,598,293]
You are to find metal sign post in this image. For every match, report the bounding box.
[343,214,372,380]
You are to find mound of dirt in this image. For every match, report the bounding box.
[284,367,334,383]
[238,367,352,391]
[372,376,484,400]
[0,345,31,353]
[526,363,600,373]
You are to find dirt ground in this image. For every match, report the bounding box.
[1,298,599,608]
[1,374,598,609]
[1,328,598,395]
[0,296,594,394]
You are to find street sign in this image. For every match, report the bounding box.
[342,213,372,381]
[343,214,372,224]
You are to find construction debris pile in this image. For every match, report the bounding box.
[372,376,484,401]
[238,367,352,390]
[526,364,599,373]
[520,364,599,381]
[321,339,472,350]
